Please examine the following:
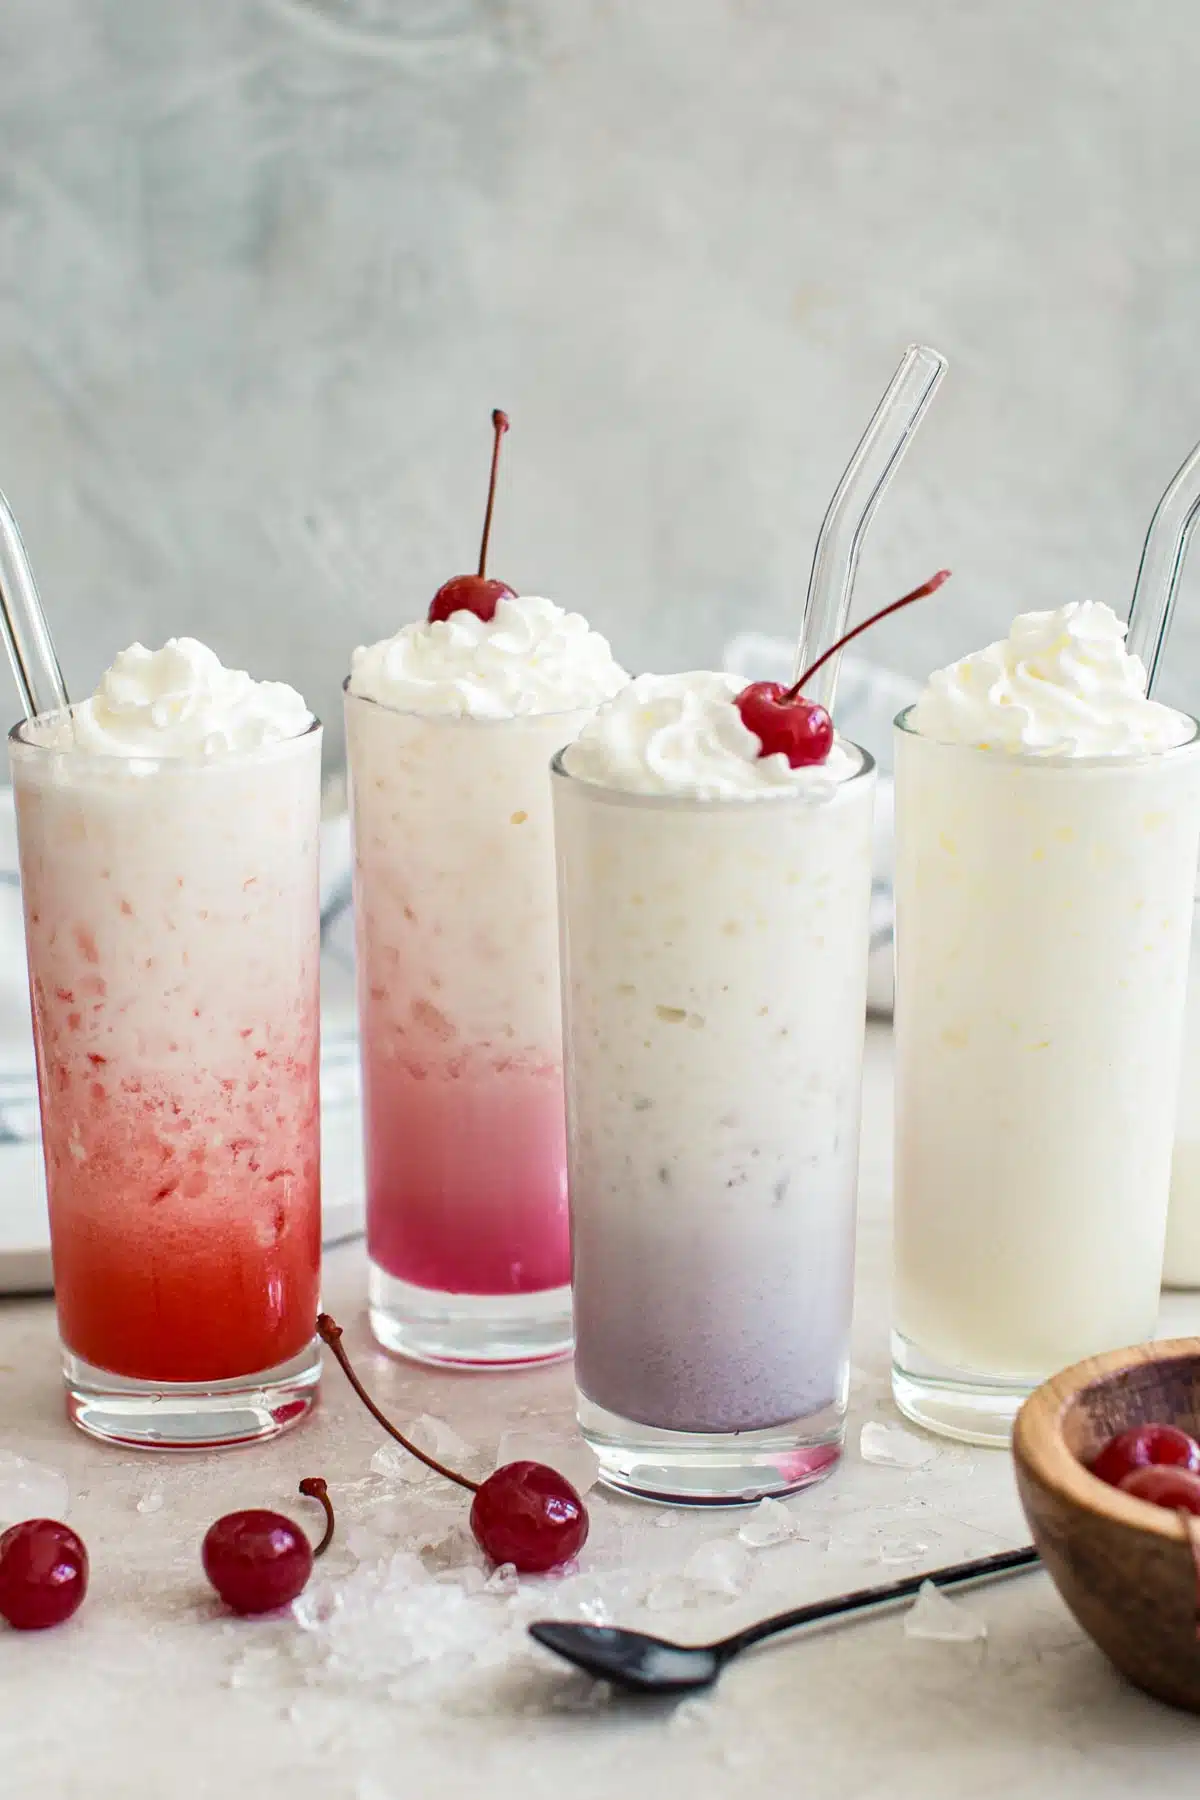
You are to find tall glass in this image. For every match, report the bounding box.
[892,711,1200,1444]
[11,714,323,1448]
[346,689,589,1367]
[552,748,877,1502]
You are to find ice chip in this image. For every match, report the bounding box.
[419,1520,478,1575]
[879,1535,930,1565]
[292,1581,340,1632]
[737,1497,802,1548]
[654,1511,681,1529]
[860,1422,936,1469]
[683,1538,752,1596]
[0,1451,69,1526]
[135,1490,164,1515]
[485,1562,519,1596]
[577,1595,613,1626]
[494,1431,600,1497]
[370,1443,428,1485]
[904,1580,987,1643]
[407,1414,476,1469]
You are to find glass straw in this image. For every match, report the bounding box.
[1126,436,1200,698]
[0,489,69,720]
[793,343,947,712]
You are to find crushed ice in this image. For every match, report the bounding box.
[135,1490,164,1515]
[369,1414,485,1485]
[485,1563,519,1597]
[737,1497,805,1548]
[860,1422,937,1469]
[0,1450,69,1526]
[904,1580,987,1643]
[682,1539,752,1596]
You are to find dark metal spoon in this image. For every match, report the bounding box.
[529,1543,1039,1695]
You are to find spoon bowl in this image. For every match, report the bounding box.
[528,1622,720,1694]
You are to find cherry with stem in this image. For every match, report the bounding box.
[202,1476,336,1617]
[316,1313,588,1574]
[427,410,518,625]
[737,569,951,768]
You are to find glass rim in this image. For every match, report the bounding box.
[894,703,1200,768]
[549,740,877,812]
[342,673,599,728]
[8,710,322,772]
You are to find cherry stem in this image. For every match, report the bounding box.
[477,408,510,579]
[316,1313,478,1494]
[298,1477,335,1557]
[785,569,952,702]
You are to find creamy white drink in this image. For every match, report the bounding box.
[554,671,875,1501]
[13,639,322,1448]
[347,594,627,1367]
[893,602,1200,1443]
[1165,926,1200,1287]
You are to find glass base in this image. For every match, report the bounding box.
[890,1330,1033,1448]
[578,1391,843,1505]
[63,1340,321,1450]
[368,1262,573,1369]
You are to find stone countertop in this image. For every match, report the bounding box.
[3,1023,1200,1800]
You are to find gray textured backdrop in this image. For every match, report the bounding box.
[1,0,1198,763]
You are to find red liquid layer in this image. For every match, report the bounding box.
[40,1036,320,1384]
[363,1044,570,1296]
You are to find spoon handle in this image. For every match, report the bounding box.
[717,1544,1039,1657]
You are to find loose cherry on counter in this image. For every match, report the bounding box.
[316,1313,588,1574]
[427,409,518,625]
[736,569,952,768]
[1090,1423,1200,1489]
[1118,1465,1200,1517]
[0,1519,89,1631]
[203,1476,335,1616]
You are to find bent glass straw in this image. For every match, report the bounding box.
[793,343,946,712]
[0,489,68,720]
[1126,436,1200,698]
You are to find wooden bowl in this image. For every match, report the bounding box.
[1013,1337,1200,1712]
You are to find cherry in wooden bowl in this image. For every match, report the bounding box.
[1013,1337,1200,1713]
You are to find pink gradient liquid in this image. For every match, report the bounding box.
[362,1039,569,1295]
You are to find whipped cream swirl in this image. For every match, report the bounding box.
[910,602,1193,757]
[66,638,313,757]
[562,671,861,799]
[350,595,628,720]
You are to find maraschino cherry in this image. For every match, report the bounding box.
[0,1519,88,1631]
[1118,1465,1200,1517]
[736,569,952,767]
[317,1314,588,1574]
[203,1476,335,1616]
[427,409,517,625]
[1090,1423,1200,1489]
